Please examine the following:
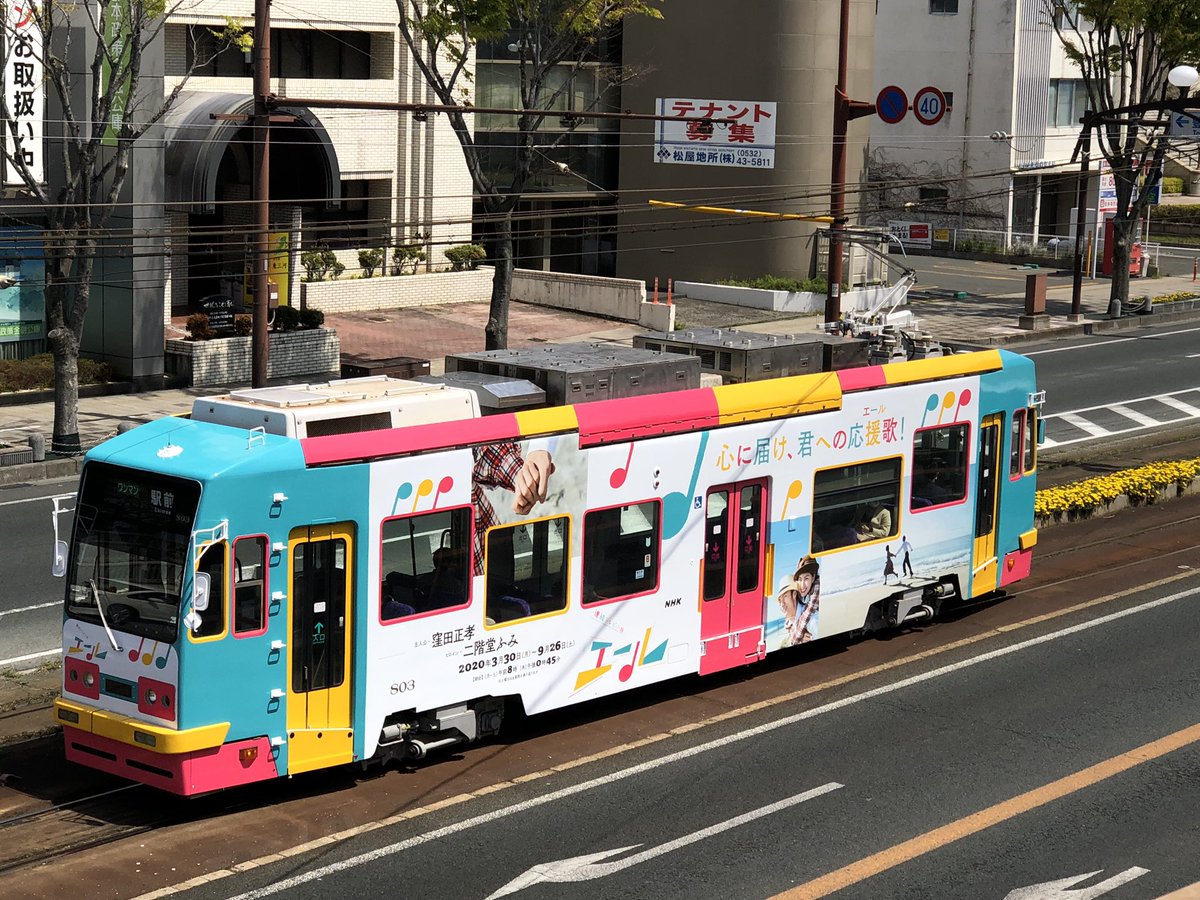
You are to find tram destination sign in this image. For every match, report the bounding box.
[654,98,777,170]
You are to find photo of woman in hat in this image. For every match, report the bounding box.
[776,555,821,648]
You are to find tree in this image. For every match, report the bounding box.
[397,0,661,350]
[1050,0,1200,315]
[0,2,244,451]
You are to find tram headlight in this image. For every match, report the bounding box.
[145,688,157,705]
[83,672,95,688]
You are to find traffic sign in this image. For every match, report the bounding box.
[913,86,947,126]
[876,85,908,125]
[1170,111,1200,139]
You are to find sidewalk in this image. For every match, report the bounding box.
[2,268,1199,488]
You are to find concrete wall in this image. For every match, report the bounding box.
[165,328,340,387]
[616,1,875,286]
[301,268,494,313]
[512,269,674,331]
[675,282,900,315]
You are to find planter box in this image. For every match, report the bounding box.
[674,282,897,316]
[1036,478,1199,529]
[301,268,494,314]
[165,328,340,388]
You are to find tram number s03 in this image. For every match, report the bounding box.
[389,680,416,694]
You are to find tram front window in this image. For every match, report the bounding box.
[65,462,201,643]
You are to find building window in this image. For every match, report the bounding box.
[582,501,660,604]
[303,180,382,248]
[812,458,901,552]
[911,424,969,509]
[1048,79,1089,127]
[381,507,472,622]
[919,186,950,208]
[184,26,374,79]
[930,0,958,13]
[486,516,569,624]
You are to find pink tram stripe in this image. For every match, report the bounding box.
[302,413,522,465]
[575,388,721,447]
[836,365,888,392]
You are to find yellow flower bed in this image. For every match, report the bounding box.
[1152,291,1200,304]
[1035,458,1200,519]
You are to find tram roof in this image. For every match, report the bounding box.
[299,349,1007,468]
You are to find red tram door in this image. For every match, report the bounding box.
[699,480,768,676]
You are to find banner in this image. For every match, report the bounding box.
[4,0,43,184]
[0,227,44,342]
[654,98,776,170]
[243,233,291,309]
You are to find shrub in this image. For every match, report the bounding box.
[301,244,339,282]
[358,247,385,278]
[273,305,301,332]
[234,315,253,336]
[186,313,214,341]
[0,354,113,393]
[715,274,834,293]
[391,233,429,276]
[1161,176,1184,194]
[299,307,325,329]
[445,243,487,271]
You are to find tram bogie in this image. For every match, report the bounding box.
[52,346,1041,794]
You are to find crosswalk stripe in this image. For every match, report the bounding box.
[1158,395,1200,417]
[1059,412,1111,437]
[1109,404,1164,428]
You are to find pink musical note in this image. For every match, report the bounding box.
[781,480,803,519]
[609,444,635,489]
[952,388,972,423]
[85,642,98,661]
[431,475,454,510]
[619,642,642,682]
[411,478,433,512]
[142,641,158,666]
[128,636,146,663]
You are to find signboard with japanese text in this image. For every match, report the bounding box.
[654,98,776,169]
[1169,111,1200,139]
[3,0,43,185]
[100,0,132,147]
[0,227,44,343]
[242,232,291,309]
[1098,163,1118,213]
[888,221,931,248]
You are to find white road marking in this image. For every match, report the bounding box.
[1003,867,1150,900]
[200,582,1200,900]
[1159,395,1200,417]
[0,491,75,508]
[485,783,844,899]
[1023,326,1200,356]
[1059,413,1110,437]
[0,601,58,618]
[0,648,58,667]
[1109,404,1162,428]
[1042,387,1200,448]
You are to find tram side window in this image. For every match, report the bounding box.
[582,501,661,604]
[233,536,268,635]
[1024,408,1037,473]
[381,507,472,622]
[1009,411,1025,478]
[911,424,969,509]
[486,516,569,624]
[193,542,227,638]
[812,458,901,551]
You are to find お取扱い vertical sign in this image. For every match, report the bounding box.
[4,0,43,185]
[654,98,776,169]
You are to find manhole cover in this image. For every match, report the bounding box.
[366,316,390,323]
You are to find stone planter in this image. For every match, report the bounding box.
[1035,478,1199,529]
[673,282,897,315]
[165,328,340,388]
[300,268,494,314]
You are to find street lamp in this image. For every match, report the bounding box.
[1069,64,1200,320]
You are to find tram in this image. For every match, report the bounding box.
[52,346,1041,794]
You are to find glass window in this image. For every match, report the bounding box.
[1010,410,1025,477]
[582,501,661,604]
[381,507,472,621]
[702,491,729,600]
[930,0,958,12]
[233,536,268,635]
[486,516,569,623]
[193,541,227,638]
[813,458,901,552]
[291,537,347,692]
[911,424,969,509]
[1024,408,1037,473]
[736,484,763,593]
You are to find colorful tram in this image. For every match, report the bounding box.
[53,348,1041,794]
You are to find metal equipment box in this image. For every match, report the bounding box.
[415,370,546,414]
[445,343,700,407]
[340,355,431,380]
[634,327,856,382]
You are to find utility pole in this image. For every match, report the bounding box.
[826,0,875,326]
[1070,114,1092,319]
[252,0,272,388]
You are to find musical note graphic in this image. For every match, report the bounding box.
[412,478,433,512]
[618,642,642,682]
[609,444,635,489]
[662,432,710,540]
[921,393,939,428]
[392,482,413,516]
[155,645,171,669]
[67,637,83,655]
[952,388,972,422]
[936,391,955,425]
[129,637,146,663]
[431,475,455,509]
[143,641,158,666]
[780,480,803,519]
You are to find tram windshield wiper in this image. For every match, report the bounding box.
[88,578,123,653]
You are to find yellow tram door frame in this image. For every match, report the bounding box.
[971,414,1002,597]
[285,523,355,774]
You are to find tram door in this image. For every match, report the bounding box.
[971,415,1002,597]
[286,523,355,774]
[700,480,768,675]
